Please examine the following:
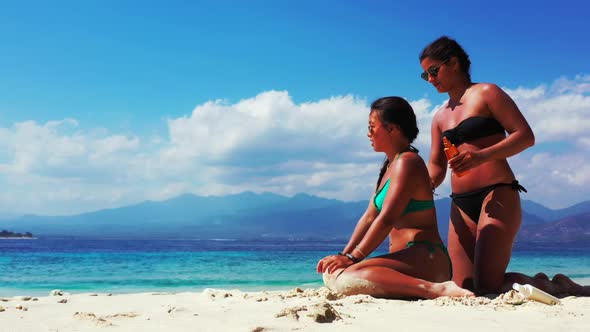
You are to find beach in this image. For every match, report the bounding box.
[1,288,588,332]
[2,239,588,331]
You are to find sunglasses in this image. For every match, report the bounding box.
[368,124,388,135]
[368,125,379,135]
[420,58,449,81]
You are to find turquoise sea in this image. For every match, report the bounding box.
[0,238,588,297]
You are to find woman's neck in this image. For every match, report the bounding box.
[385,144,411,163]
[448,79,473,104]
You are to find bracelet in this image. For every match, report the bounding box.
[344,253,361,263]
[354,245,367,259]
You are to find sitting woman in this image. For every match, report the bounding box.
[317,96,472,299]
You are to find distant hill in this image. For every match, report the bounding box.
[0,230,33,238]
[517,212,590,244]
[522,199,590,222]
[0,192,351,239]
[0,192,588,243]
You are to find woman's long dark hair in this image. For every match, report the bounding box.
[370,97,419,191]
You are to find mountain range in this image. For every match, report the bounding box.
[1,192,588,244]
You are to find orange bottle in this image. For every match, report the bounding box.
[442,137,465,177]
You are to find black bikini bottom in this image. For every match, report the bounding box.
[406,240,453,280]
[450,180,527,222]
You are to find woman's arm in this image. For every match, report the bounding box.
[428,111,448,189]
[340,200,379,254]
[450,84,535,173]
[481,84,535,158]
[316,199,378,273]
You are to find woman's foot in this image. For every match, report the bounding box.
[431,281,474,298]
[552,274,590,296]
[534,272,550,281]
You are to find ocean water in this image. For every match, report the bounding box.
[0,238,588,297]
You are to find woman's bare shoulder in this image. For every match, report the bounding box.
[431,102,449,124]
[396,151,427,173]
[473,82,504,95]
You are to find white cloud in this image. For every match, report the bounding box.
[1,76,590,214]
[0,119,139,178]
[409,98,433,148]
[500,76,590,208]
[0,92,378,215]
[511,152,590,209]
[1,119,84,173]
[164,91,369,165]
[505,76,590,143]
[90,136,139,160]
[552,74,590,94]
[0,120,142,214]
[578,137,590,149]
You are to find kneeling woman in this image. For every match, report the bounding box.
[317,97,471,299]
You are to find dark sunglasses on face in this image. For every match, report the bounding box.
[421,58,450,81]
[368,124,390,135]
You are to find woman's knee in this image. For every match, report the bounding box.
[474,227,514,293]
[332,269,382,296]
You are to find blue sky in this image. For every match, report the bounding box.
[1,0,589,215]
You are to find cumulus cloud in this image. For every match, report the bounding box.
[0,120,142,214]
[1,76,589,214]
[155,91,383,202]
[505,75,590,142]
[500,76,590,208]
[0,92,380,214]
[510,152,590,209]
[578,137,590,149]
[0,119,139,178]
[164,91,370,165]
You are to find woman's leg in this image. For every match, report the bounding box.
[549,274,590,296]
[502,273,590,296]
[447,203,478,290]
[472,186,590,296]
[323,245,472,299]
[473,186,522,294]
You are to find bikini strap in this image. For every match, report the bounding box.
[395,145,419,161]
[511,180,527,193]
[451,180,527,199]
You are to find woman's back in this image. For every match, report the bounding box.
[375,152,443,252]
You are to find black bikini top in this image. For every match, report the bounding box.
[442,116,505,146]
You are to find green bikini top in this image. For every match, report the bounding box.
[373,178,434,214]
[373,150,434,215]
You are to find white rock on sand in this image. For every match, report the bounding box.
[0,287,588,331]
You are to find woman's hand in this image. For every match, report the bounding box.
[316,254,354,274]
[448,149,486,174]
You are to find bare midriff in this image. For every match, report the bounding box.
[450,133,515,194]
[387,223,443,253]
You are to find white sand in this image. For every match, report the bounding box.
[0,288,588,332]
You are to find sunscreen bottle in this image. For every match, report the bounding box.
[442,137,465,177]
[512,283,560,305]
